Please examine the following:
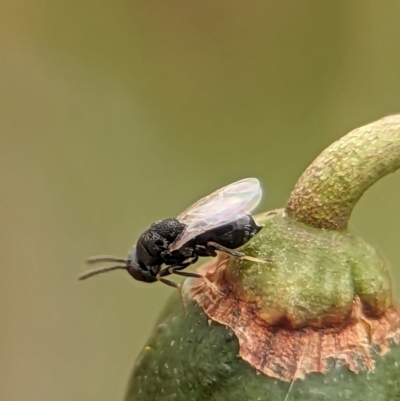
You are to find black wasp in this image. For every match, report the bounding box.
[79,178,266,292]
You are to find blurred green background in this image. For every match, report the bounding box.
[1,1,400,400]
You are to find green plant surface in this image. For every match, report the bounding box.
[126,297,400,401]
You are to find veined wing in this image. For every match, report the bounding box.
[169,178,262,251]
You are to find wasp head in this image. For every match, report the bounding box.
[127,246,158,283]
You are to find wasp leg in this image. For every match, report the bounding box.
[163,256,214,283]
[168,255,200,277]
[156,257,199,314]
[170,266,225,297]
[206,242,243,257]
[194,244,218,257]
[158,277,181,287]
[195,244,217,257]
[157,256,199,279]
[206,241,271,264]
[169,269,203,279]
[164,256,224,296]
[156,275,186,314]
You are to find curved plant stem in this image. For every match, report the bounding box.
[286,115,400,229]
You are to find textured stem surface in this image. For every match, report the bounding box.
[286,115,400,229]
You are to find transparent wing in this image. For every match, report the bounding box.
[169,178,262,251]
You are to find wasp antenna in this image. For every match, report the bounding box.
[78,266,127,281]
[86,255,127,265]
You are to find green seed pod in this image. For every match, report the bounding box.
[125,115,400,401]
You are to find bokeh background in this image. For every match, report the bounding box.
[2,1,400,400]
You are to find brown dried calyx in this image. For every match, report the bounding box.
[189,250,400,382]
